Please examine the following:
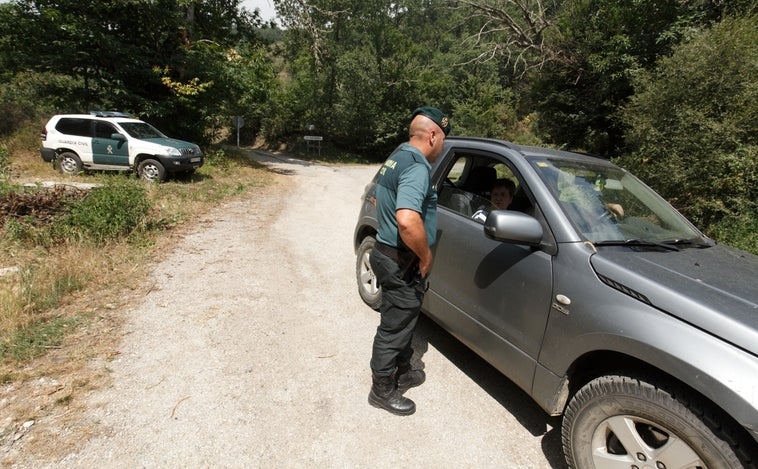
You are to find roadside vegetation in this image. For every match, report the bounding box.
[0,138,273,366]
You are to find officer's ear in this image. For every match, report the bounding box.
[429,128,440,146]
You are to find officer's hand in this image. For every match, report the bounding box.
[419,257,432,278]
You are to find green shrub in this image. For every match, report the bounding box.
[619,15,758,255]
[710,215,758,255]
[61,180,151,243]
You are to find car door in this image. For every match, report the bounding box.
[425,147,554,392]
[92,121,130,167]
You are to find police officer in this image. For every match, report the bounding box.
[368,106,450,415]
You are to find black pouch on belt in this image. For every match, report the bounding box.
[375,242,418,277]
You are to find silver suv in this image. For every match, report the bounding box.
[354,137,758,468]
[40,111,203,182]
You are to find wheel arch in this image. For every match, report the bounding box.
[133,153,159,169]
[560,349,758,448]
[52,147,80,158]
[353,223,377,253]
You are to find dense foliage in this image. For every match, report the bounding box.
[64,181,152,243]
[0,0,755,253]
[618,15,758,253]
[0,0,276,144]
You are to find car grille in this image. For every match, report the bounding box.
[179,148,200,156]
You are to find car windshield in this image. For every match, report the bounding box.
[119,122,167,139]
[529,157,707,245]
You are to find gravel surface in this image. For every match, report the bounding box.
[20,150,565,468]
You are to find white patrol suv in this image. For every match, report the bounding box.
[40,111,204,182]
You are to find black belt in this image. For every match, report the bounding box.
[375,242,416,264]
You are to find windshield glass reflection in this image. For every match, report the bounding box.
[530,158,706,245]
[120,122,166,139]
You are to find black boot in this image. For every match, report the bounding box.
[396,362,425,393]
[368,371,416,416]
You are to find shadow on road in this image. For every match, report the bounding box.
[412,314,568,469]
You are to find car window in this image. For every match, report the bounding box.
[446,158,466,184]
[94,121,119,139]
[56,118,92,137]
[437,153,529,218]
[437,155,478,216]
[435,148,554,251]
[119,122,166,139]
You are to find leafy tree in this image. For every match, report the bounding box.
[273,0,450,155]
[0,0,274,144]
[220,41,278,144]
[530,0,752,156]
[618,15,757,253]
[272,0,537,156]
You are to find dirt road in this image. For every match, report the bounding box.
[17,150,565,468]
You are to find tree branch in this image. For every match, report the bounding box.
[454,0,560,76]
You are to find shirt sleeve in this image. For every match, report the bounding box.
[395,163,429,213]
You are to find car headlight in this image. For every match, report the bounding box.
[163,146,182,157]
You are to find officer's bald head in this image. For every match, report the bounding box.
[409,114,437,139]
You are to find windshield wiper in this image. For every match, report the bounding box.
[659,238,715,249]
[594,239,681,251]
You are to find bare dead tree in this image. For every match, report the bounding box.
[274,0,347,67]
[454,0,562,76]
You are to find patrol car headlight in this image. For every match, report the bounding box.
[163,146,182,157]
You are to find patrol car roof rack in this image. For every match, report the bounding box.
[89,110,131,118]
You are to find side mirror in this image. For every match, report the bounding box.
[111,133,127,141]
[483,210,543,246]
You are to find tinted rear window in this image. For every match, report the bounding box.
[55,118,92,137]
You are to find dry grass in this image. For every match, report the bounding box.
[0,144,275,464]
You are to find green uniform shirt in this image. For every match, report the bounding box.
[375,143,438,250]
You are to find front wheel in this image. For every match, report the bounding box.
[138,158,166,182]
[356,236,381,310]
[562,374,753,469]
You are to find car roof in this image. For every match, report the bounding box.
[52,114,144,124]
[444,136,614,165]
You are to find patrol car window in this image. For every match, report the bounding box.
[56,118,92,137]
[94,122,118,139]
[119,122,166,139]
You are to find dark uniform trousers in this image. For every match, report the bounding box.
[369,244,427,376]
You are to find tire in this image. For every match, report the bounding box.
[138,158,166,182]
[356,236,381,310]
[57,151,82,175]
[562,374,753,469]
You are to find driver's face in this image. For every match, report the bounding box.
[491,187,512,209]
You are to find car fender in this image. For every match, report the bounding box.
[536,296,758,436]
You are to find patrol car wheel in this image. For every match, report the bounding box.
[562,374,750,469]
[58,151,82,175]
[356,236,381,310]
[138,159,166,182]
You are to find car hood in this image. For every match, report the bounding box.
[142,137,202,151]
[590,244,758,355]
